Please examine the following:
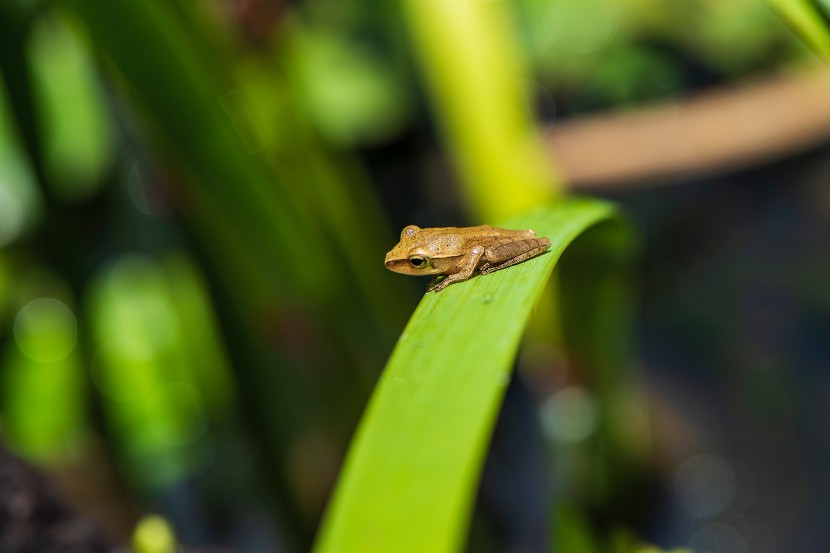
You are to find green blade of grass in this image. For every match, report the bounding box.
[314,197,633,553]
[400,0,561,221]
[766,0,830,59]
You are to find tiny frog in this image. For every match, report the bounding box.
[384,224,551,292]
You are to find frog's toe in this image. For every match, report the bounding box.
[426,276,446,292]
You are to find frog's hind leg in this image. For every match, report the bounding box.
[479,238,551,275]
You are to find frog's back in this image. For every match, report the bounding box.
[403,224,537,255]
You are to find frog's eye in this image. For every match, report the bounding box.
[409,255,430,269]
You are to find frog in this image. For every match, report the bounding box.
[384,224,551,292]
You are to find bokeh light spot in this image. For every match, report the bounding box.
[540,386,598,444]
[13,298,77,363]
[132,514,177,553]
[674,455,736,518]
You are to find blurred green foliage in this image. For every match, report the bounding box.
[88,254,232,488]
[2,296,86,461]
[0,78,40,247]
[400,0,559,220]
[288,23,411,145]
[28,14,114,200]
[0,0,814,551]
[767,0,830,59]
[518,0,806,107]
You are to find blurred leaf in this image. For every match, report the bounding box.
[568,46,683,112]
[0,350,87,461]
[1,297,86,462]
[314,198,631,553]
[61,0,404,344]
[636,0,801,74]
[519,0,804,90]
[28,12,114,201]
[0,74,40,247]
[693,0,792,73]
[163,253,235,412]
[0,254,9,316]
[87,254,216,488]
[556,208,650,498]
[521,0,623,57]
[767,0,830,59]
[60,0,328,296]
[288,24,411,146]
[235,58,408,334]
[401,0,560,220]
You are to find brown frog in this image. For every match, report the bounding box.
[384,224,551,292]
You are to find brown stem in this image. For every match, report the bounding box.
[547,67,830,189]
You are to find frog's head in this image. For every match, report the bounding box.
[385,225,463,276]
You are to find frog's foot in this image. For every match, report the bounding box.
[426,276,446,292]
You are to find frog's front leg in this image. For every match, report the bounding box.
[479,238,551,275]
[427,246,485,292]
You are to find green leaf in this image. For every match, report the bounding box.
[766,0,830,59]
[314,198,633,553]
[0,73,40,247]
[287,25,410,146]
[59,0,375,306]
[1,297,87,463]
[400,0,561,221]
[28,13,115,201]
